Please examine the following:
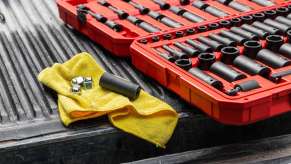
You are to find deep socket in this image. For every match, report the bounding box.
[220,30,248,45]
[230,27,259,40]
[264,19,291,34]
[279,43,291,59]
[233,55,271,77]
[186,39,213,52]
[257,49,291,68]
[252,21,282,35]
[197,36,224,51]
[210,61,246,82]
[163,45,188,59]
[188,67,223,89]
[174,42,200,57]
[208,33,237,47]
[241,24,269,39]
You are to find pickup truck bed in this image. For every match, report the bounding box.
[1,0,291,163]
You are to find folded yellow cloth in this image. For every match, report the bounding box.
[38,52,178,148]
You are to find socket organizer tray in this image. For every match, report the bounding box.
[57,0,291,125]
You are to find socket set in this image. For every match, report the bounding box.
[57,0,291,125]
[57,0,287,57]
[131,4,291,125]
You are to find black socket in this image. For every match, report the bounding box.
[240,15,253,24]
[152,36,160,42]
[210,61,246,82]
[163,45,188,59]
[266,35,284,52]
[264,10,277,18]
[220,46,240,64]
[180,0,190,5]
[235,80,261,92]
[174,42,200,57]
[125,0,150,15]
[228,1,252,12]
[188,67,223,89]
[197,25,208,32]
[257,49,291,68]
[217,0,232,5]
[230,27,259,41]
[252,13,265,21]
[137,6,150,15]
[276,7,289,16]
[182,11,205,23]
[155,49,177,62]
[287,30,291,43]
[252,21,282,35]
[279,43,291,59]
[77,11,87,24]
[105,20,123,32]
[99,72,141,100]
[148,11,182,28]
[219,20,231,28]
[241,24,269,39]
[198,53,216,70]
[205,6,228,17]
[153,0,170,10]
[133,19,161,33]
[160,17,182,28]
[192,0,208,9]
[208,33,237,47]
[275,16,291,27]
[233,55,271,77]
[243,40,262,58]
[148,11,163,20]
[220,30,248,45]
[264,19,291,34]
[163,34,172,40]
[186,28,196,35]
[209,23,220,30]
[231,18,242,27]
[176,31,184,38]
[127,15,142,24]
[175,59,192,70]
[77,4,89,11]
[169,6,185,15]
[139,39,148,44]
[115,10,129,19]
[91,13,107,23]
[186,39,213,52]
[98,0,110,6]
[198,36,224,51]
[251,0,275,7]
[76,5,88,24]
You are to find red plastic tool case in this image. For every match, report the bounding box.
[57,0,291,125]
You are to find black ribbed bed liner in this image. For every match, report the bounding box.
[0,0,291,163]
[0,0,193,139]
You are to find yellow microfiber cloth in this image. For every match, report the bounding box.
[38,52,178,148]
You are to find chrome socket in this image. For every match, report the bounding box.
[83,77,93,89]
[71,84,81,94]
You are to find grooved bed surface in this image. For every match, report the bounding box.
[0,0,193,142]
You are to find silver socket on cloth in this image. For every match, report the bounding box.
[71,84,81,94]
[83,77,93,90]
[71,76,85,85]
